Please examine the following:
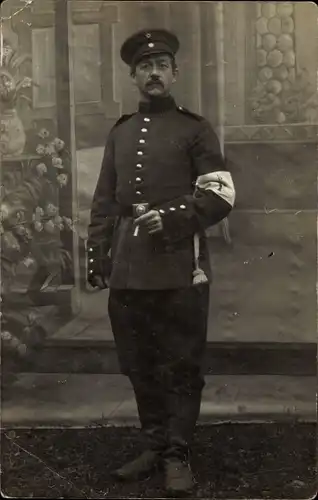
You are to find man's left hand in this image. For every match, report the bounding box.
[134,210,163,234]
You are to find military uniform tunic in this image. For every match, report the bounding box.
[87,96,235,288]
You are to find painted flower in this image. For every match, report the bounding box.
[4,79,14,90]
[22,256,35,268]
[63,216,74,231]
[44,220,56,234]
[1,331,12,341]
[0,203,10,222]
[45,143,56,156]
[36,144,45,156]
[46,203,58,217]
[53,215,64,230]
[34,221,43,232]
[37,128,50,139]
[3,232,20,251]
[0,73,16,102]
[36,162,47,176]
[35,206,45,218]
[52,157,63,168]
[21,77,32,88]
[33,206,44,222]
[57,173,68,187]
[25,228,33,240]
[52,138,65,152]
[2,46,13,58]
[54,215,63,224]
[14,225,27,236]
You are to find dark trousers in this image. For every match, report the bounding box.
[108,284,210,458]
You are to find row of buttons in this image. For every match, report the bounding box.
[159,205,186,215]
[88,247,94,273]
[88,248,94,274]
[135,117,151,197]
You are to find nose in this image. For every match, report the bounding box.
[150,65,160,77]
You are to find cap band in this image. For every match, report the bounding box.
[132,42,175,65]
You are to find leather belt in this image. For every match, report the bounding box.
[119,205,134,216]
[119,203,150,217]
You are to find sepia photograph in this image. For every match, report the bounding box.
[0,0,317,498]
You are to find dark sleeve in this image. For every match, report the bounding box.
[154,119,236,242]
[86,131,119,281]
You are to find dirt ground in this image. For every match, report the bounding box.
[1,423,316,499]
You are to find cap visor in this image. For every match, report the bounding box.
[133,49,174,65]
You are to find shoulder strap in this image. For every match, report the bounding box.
[113,113,136,128]
[176,105,204,121]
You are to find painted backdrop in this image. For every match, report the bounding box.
[1,0,317,343]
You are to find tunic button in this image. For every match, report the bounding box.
[89,248,93,252]
[139,139,145,144]
[137,151,143,156]
[180,205,186,209]
[89,270,93,274]
[141,128,148,133]
[136,163,142,169]
[159,209,165,214]
[144,117,150,122]
[89,259,94,263]
[169,207,176,211]
[136,191,142,196]
[136,177,142,182]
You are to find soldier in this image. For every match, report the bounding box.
[87,29,236,496]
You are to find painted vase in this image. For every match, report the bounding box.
[0,108,26,156]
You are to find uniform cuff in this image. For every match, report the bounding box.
[86,243,111,279]
[155,195,200,241]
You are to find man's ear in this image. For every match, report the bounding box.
[172,66,179,83]
[131,73,137,85]
[130,75,139,89]
[130,67,137,83]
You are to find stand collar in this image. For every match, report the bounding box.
[138,95,176,114]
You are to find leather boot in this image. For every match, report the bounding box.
[163,382,202,495]
[111,449,161,481]
[164,457,195,497]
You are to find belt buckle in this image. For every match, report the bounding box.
[133,202,149,218]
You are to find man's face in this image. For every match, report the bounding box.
[131,53,177,98]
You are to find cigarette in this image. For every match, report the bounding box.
[133,225,139,236]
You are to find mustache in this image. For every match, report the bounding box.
[146,78,164,87]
